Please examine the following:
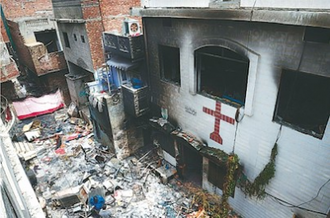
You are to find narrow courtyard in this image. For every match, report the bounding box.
[1,0,329,218]
[8,107,241,218]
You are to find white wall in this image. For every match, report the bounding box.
[241,0,330,9]
[141,0,209,8]
[145,18,330,218]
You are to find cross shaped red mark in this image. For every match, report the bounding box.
[203,101,235,144]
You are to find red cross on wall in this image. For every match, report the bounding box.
[203,101,235,144]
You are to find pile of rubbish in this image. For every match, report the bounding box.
[9,107,242,218]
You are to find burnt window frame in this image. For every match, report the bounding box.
[62,32,70,48]
[73,34,77,41]
[195,46,249,107]
[158,44,181,86]
[273,69,330,139]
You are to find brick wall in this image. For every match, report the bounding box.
[38,51,67,75]
[0,61,20,83]
[81,1,104,70]
[1,0,53,19]
[26,42,67,76]
[100,0,142,33]
[1,18,9,42]
[79,0,142,70]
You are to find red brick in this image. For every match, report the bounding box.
[1,0,53,20]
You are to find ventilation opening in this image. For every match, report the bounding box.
[81,35,85,43]
[274,69,330,138]
[63,32,70,48]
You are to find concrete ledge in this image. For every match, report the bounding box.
[131,8,330,28]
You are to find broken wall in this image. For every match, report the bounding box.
[7,18,66,76]
[16,18,56,44]
[144,18,330,218]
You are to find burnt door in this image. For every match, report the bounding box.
[178,141,203,186]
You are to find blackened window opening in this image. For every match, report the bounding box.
[274,69,330,138]
[196,47,249,106]
[35,30,59,53]
[63,32,70,48]
[81,35,85,43]
[159,45,181,85]
[74,34,77,41]
[304,27,330,44]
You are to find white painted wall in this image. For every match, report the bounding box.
[0,120,44,217]
[0,41,11,66]
[241,0,330,9]
[141,0,209,8]
[145,18,330,218]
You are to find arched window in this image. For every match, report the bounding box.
[195,46,249,106]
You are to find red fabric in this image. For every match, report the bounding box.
[5,106,12,121]
[13,90,64,120]
[55,148,66,155]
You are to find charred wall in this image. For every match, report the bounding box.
[143,17,330,218]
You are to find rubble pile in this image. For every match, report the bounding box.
[9,109,190,217]
[10,108,242,218]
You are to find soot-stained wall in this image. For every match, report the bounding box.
[144,18,330,218]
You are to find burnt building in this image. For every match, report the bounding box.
[132,1,330,217]
[87,27,148,159]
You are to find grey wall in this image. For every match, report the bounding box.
[144,18,330,218]
[57,23,94,73]
[52,0,83,19]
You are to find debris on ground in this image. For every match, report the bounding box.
[9,107,242,218]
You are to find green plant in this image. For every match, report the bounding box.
[185,183,222,216]
[239,143,278,199]
[220,154,239,217]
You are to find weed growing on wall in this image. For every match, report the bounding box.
[238,143,278,199]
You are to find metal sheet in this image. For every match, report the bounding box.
[107,56,140,71]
